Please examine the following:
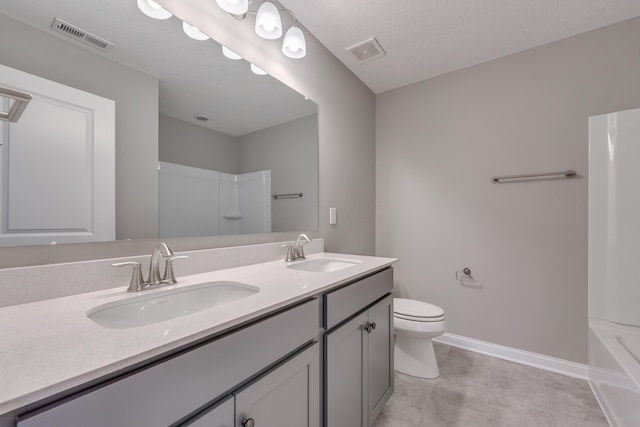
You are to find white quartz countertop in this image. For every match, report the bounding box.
[0,252,396,415]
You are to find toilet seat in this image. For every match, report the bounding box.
[394,298,444,322]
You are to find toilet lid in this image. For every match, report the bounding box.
[394,298,444,319]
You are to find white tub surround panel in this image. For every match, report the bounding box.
[588,107,640,427]
[0,251,396,415]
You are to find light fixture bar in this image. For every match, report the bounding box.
[215,1,307,59]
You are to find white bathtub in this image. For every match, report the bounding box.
[589,319,640,427]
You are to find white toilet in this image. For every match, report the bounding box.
[393,298,446,379]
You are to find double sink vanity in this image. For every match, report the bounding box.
[0,240,396,427]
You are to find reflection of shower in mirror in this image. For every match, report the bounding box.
[159,162,271,237]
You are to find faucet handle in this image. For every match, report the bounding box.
[282,244,295,262]
[162,255,188,284]
[112,262,145,292]
[295,244,307,260]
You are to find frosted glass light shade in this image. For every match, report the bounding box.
[250,64,267,75]
[222,46,243,60]
[183,22,210,41]
[137,0,172,19]
[282,26,306,59]
[216,0,249,15]
[255,2,282,40]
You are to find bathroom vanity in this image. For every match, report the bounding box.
[0,249,396,427]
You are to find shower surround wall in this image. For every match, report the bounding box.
[588,108,640,427]
[158,162,271,237]
[376,17,640,363]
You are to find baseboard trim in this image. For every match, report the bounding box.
[433,332,588,380]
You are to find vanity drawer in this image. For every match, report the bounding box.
[17,298,320,427]
[324,268,393,329]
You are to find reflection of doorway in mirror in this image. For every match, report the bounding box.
[158,162,271,238]
[0,64,115,247]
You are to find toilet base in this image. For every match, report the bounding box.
[394,334,440,379]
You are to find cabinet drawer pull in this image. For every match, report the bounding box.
[243,418,255,427]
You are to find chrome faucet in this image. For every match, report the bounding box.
[148,242,173,285]
[284,233,312,262]
[112,242,188,292]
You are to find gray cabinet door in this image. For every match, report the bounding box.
[234,343,320,427]
[185,396,234,427]
[325,295,394,427]
[325,312,368,427]
[366,295,394,424]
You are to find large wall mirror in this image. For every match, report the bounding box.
[0,0,318,247]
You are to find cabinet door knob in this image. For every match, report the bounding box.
[370,322,376,330]
[242,418,255,427]
[364,322,376,333]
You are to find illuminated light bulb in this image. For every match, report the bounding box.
[282,26,306,59]
[183,22,210,41]
[222,46,243,60]
[216,0,249,15]
[137,0,172,19]
[250,63,267,75]
[255,2,282,40]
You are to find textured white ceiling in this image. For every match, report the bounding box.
[279,0,640,94]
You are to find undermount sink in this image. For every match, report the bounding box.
[87,281,259,329]
[287,258,361,273]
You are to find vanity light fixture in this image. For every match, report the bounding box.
[250,63,268,75]
[137,0,172,20]
[254,2,282,39]
[282,25,306,59]
[182,22,210,40]
[216,0,249,16]
[215,0,307,59]
[222,46,243,60]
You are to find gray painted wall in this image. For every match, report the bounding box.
[0,13,159,242]
[0,0,375,268]
[238,114,319,232]
[159,114,238,174]
[376,17,640,363]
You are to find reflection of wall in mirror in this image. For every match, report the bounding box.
[160,113,318,233]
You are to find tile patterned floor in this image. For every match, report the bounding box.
[372,343,610,427]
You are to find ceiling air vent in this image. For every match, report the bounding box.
[51,18,114,52]
[346,37,386,64]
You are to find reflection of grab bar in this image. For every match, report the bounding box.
[0,86,32,123]
[272,192,303,199]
